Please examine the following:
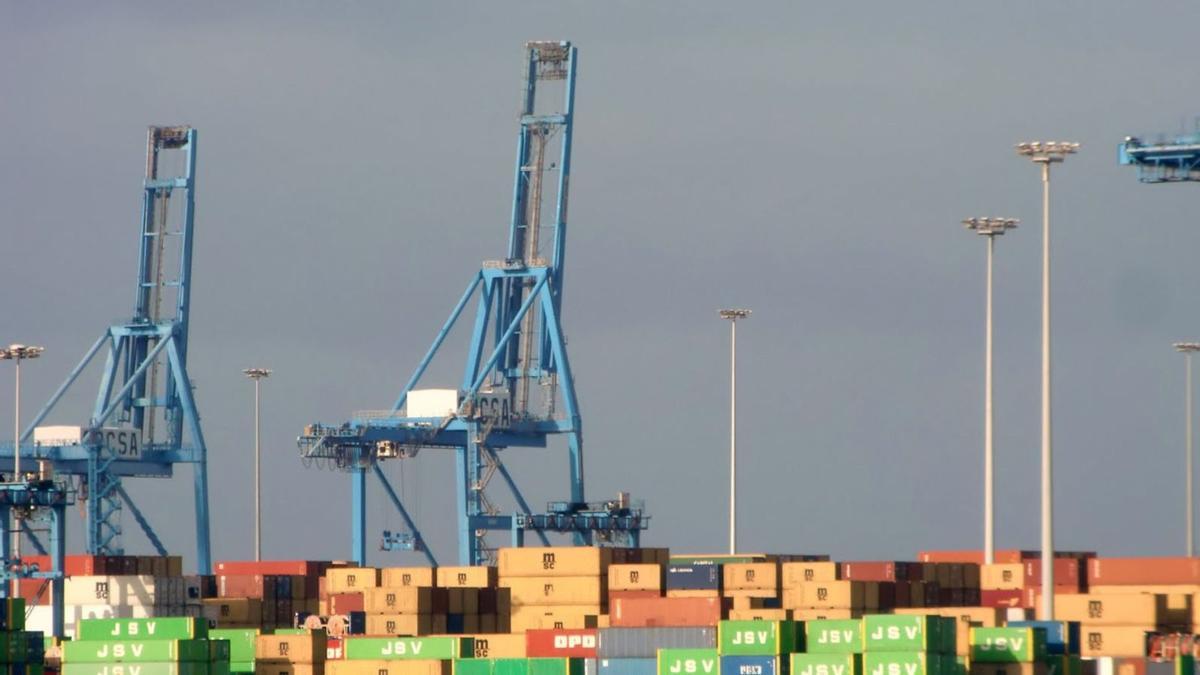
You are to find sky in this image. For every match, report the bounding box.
[4,1,1200,571]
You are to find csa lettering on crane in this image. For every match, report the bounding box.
[667,658,717,674]
[381,640,424,656]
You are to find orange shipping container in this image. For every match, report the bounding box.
[981,564,1025,591]
[723,563,779,591]
[380,567,435,589]
[502,576,606,607]
[1050,594,1170,626]
[509,605,602,632]
[327,661,448,675]
[254,666,321,675]
[363,614,433,636]
[609,596,723,627]
[782,581,867,609]
[790,608,862,620]
[1079,625,1152,657]
[498,547,613,578]
[781,562,840,586]
[256,631,328,664]
[728,608,789,621]
[1089,558,1200,586]
[326,568,379,594]
[608,564,662,592]
[467,634,526,658]
[436,566,496,588]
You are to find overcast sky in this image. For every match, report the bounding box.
[4,2,1200,570]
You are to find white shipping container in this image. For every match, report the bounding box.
[406,389,459,418]
[33,426,83,445]
[1003,607,1031,622]
[64,575,156,606]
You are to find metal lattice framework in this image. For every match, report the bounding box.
[1120,133,1200,183]
[299,41,647,566]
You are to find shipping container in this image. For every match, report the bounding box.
[863,615,952,654]
[526,629,599,658]
[363,588,445,615]
[790,610,862,621]
[596,658,656,675]
[722,566,779,593]
[790,653,861,675]
[862,652,940,675]
[783,582,866,610]
[805,620,864,654]
[503,578,607,608]
[328,661,450,675]
[470,634,528,659]
[719,656,782,675]
[666,567,721,593]
[658,649,719,675]
[967,664,1049,675]
[256,632,327,664]
[62,665,211,675]
[1088,559,1200,587]
[968,628,1047,663]
[211,629,260,664]
[609,566,662,593]
[381,569,436,589]
[1079,627,1150,658]
[596,628,717,659]
[500,549,613,578]
[717,621,801,656]
[217,562,330,578]
[364,614,433,637]
[981,566,1025,591]
[64,576,156,606]
[610,597,723,628]
[1006,621,1079,656]
[63,639,211,663]
[344,637,473,660]
[1050,595,1169,627]
[328,569,380,594]
[781,564,839,587]
[77,617,208,641]
[438,567,498,589]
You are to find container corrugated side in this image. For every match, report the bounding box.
[596,628,716,659]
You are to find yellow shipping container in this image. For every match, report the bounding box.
[724,563,779,591]
[465,634,526,658]
[608,564,662,592]
[980,564,1024,591]
[327,661,448,675]
[202,598,263,625]
[327,568,380,594]
[381,567,436,589]
[782,581,866,609]
[1079,625,1153,657]
[781,562,839,587]
[364,615,433,636]
[256,631,327,664]
[509,604,602,632]
[789,608,861,620]
[437,566,497,588]
[255,666,322,675]
[1051,594,1169,627]
[498,547,613,578]
[503,576,606,607]
[729,608,789,621]
[363,587,438,615]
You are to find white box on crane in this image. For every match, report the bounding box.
[33,425,83,445]
[406,389,459,419]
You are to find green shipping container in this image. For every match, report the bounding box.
[209,631,258,664]
[77,618,208,642]
[345,637,474,660]
[453,659,585,675]
[862,652,940,675]
[63,664,211,675]
[806,621,865,654]
[1176,656,1195,675]
[659,649,721,675]
[63,640,212,664]
[790,653,862,675]
[210,661,231,675]
[864,617,945,654]
[230,662,256,674]
[2,599,25,632]
[273,630,307,636]
[454,659,495,675]
[969,628,1046,664]
[719,621,803,656]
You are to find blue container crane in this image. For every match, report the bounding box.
[0,127,212,572]
[1119,128,1200,182]
[298,41,648,567]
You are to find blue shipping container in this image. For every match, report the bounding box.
[1007,620,1080,656]
[666,565,721,591]
[720,657,783,675]
[598,627,718,659]
[598,658,658,675]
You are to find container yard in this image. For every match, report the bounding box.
[8,4,1200,675]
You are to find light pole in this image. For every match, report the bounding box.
[1,343,44,587]
[1016,140,1078,620]
[1176,343,1200,557]
[719,309,750,554]
[243,368,271,561]
[963,217,1018,565]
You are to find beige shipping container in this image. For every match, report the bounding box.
[364,614,433,636]
[381,568,436,589]
[608,564,662,592]
[1079,625,1152,657]
[436,566,497,588]
[255,665,322,675]
[503,576,606,607]
[782,581,866,609]
[981,564,1024,591]
[327,661,448,675]
[1050,594,1169,627]
[790,608,861,620]
[256,631,327,664]
[728,608,789,621]
[363,588,438,615]
[1090,585,1200,594]
[499,547,613,578]
[509,604,602,632]
[724,563,779,591]
[64,575,156,606]
[466,633,526,658]
[781,562,839,587]
[327,568,380,593]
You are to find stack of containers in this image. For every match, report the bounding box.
[525,628,598,667]
[1084,557,1200,656]
[209,561,330,632]
[861,614,955,675]
[657,647,720,675]
[893,608,1004,659]
[1052,594,1178,658]
[256,628,327,675]
[1005,620,1081,674]
[609,563,664,607]
[717,619,802,675]
[437,566,510,634]
[362,568,447,636]
[613,563,723,629]
[212,628,260,674]
[62,617,228,675]
[723,564,784,621]
[339,635,468,675]
[596,626,717,675]
[500,548,610,632]
[967,626,1049,675]
[783,563,871,621]
[793,618,864,675]
[0,599,45,675]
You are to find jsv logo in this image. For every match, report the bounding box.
[667,659,716,674]
[868,626,920,641]
[816,630,855,645]
[798,666,846,675]
[732,631,770,646]
[977,637,1025,653]
[96,644,146,659]
[869,663,920,675]
[110,622,157,637]
[381,640,424,656]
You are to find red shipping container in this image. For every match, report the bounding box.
[328,593,364,614]
[218,574,278,599]
[1023,559,1083,589]
[216,560,331,577]
[918,550,1095,564]
[526,629,599,658]
[1088,557,1200,586]
[610,596,724,627]
[980,589,1025,608]
[840,562,922,582]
